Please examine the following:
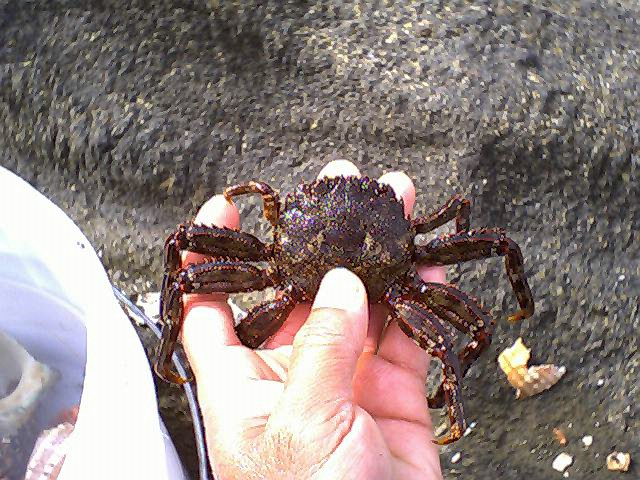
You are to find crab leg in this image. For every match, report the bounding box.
[164,223,270,273]
[414,281,495,408]
[386,294,466,445]
[416,228,535,323]
[156,260,275,384]
[224,181,280,227]
[235,286,300,348]
[412,194,471,234]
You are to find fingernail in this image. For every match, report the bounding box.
[317,160,361,179]
[312,268,366,313]
[194,195,240,227]
[378,171,415,216]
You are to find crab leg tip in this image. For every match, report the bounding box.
[432,424,464,446]
[508,308,533,323]
[432,435,455,446]
[153,363,193,385]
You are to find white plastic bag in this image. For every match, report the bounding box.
[0,167,185,480]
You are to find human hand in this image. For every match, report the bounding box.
[181,161,444,479]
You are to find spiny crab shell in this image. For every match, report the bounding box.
[273,176,415,301]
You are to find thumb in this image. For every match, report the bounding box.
[277,268,368,416]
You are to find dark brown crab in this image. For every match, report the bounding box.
[156,175,534,445]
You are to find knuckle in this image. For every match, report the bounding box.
[294,308,350,347]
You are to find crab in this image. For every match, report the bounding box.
[155,175,534,445]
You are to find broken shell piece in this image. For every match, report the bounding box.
[553,428,568,446]
[0,331,57,436]
[606,452,631,472]
[24,421,75,480]
[463,421,476,437]
[497,338,566,398]
[516,365,567,399]
[0,331,58,479]
[552,452,573,472]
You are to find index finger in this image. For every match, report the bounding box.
[181,195,243,378]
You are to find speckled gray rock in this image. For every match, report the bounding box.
[1,1,638,478]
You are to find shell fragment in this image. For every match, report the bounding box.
[552,453,573,472]
[553,428,568,446]
[24,422,75,480]
[0,332,57,436]
[498,338,566,398]
[606,452,631,472]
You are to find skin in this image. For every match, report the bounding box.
[181,160,444,480]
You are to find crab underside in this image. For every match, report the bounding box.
[156,176,534,445]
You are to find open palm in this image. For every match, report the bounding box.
[182,161,444,480]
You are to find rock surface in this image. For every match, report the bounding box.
[1,1,638,478]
